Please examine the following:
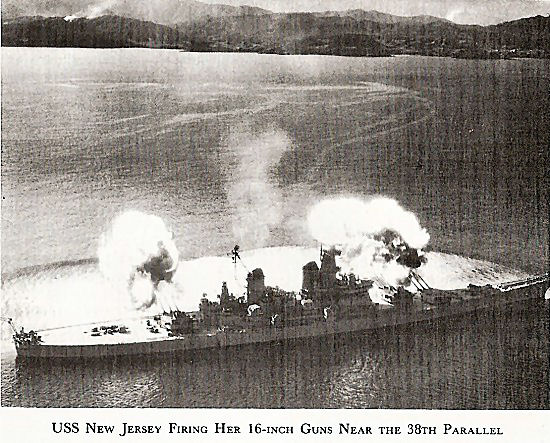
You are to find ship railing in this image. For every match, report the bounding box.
[497,274,548,286]
[493,274,549,292]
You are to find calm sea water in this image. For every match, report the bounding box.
[1,48,548,408]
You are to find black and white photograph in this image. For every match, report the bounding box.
[1,0,549,423]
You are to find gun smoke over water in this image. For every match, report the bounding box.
[225,128,290,248]
[308,197,430,287]
[97,210,179,310]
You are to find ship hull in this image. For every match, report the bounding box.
[15,281,548,360]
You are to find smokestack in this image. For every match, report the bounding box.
[246,268,265,305]
[302,261,319,294]
[319,247,340,290]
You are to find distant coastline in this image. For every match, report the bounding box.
[2,13,549,59]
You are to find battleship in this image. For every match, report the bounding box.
[7,247,549,360]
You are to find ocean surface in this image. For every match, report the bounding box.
[1,48,549,408]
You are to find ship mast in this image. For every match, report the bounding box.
[229,245,250,296]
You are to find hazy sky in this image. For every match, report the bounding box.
[203,0,550,25]
[3,0,550,25]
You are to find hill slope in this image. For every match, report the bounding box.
[2,11,549,58]
[1,0,272,24]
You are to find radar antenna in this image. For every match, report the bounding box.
[230,245,250,272]
[231,245,241,264]
[227,245,249,296]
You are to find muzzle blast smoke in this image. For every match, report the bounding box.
[98,210,179,310]
[308,197,429,287]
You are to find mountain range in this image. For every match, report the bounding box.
[1,1,459,25]
[2,0,549,58]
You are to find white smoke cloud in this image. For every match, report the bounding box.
[129,272,157,310]
[309,197,429,248]
[225,128,291,247]
[308,196,430,286]
[85,0,116,18]
[97,210,179,310]
[64,0,116,20]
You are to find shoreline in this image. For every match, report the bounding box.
[2,46,549,61]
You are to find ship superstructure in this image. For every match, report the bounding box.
[8,247,549,360]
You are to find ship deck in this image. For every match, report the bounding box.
[20,297,480,346]
[32,316,202,346]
